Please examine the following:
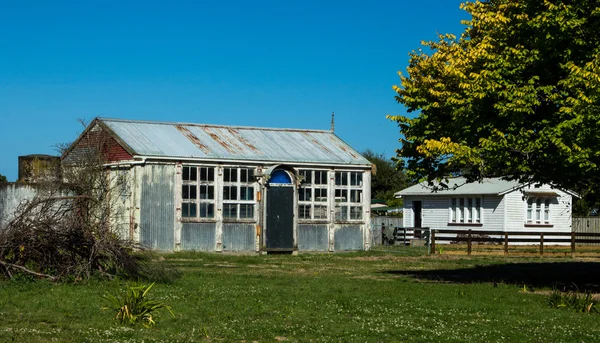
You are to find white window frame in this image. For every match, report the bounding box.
[526,197,551,224]
[298,169,329,221]
[334,171,364,222]
[182,165,216,220]
[222,166,256,221]
[449,197,482,224]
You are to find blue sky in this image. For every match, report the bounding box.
[0,0,467,181]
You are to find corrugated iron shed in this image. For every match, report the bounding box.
[99,118,371,166]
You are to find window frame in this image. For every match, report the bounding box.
[334,170,364,222]
[525,197,552,225]
[181,165,216,221]
[448,197,483,225]
[222,166,257,222]
[298,169,329,222]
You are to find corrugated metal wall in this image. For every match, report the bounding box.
[140,165,175,250]
[222,223,255,251]
[334,225,363,251]
[0,184,37,229]
[181,222,216,251]
[298,224,328,251]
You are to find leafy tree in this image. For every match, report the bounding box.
[362,149,410,207]
[388,1,600,201]
[0,174,6,183]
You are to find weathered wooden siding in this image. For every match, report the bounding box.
[334,225,363,250]
[298,224,328,251]
[0,183,37,229]
[140,164,176,250]
[222,223,255,251]
[181,222,216,251]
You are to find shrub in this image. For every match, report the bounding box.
[102,283,175,327]
[549,289,598,314]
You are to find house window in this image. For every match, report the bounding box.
[298,170,328,220]
[182,166,215,219]
[334,171,363,221]
[526,197,551,224]
[223,167,255,220]
[449,197,481,224]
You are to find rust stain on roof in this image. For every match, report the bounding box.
[227,128,259,153]
[301,132,331,153]
[176,125,211,154]
[204,127,236,153]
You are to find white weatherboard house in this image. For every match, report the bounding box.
[395,177,577,235]
[62,118,373,253]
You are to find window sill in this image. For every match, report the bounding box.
[448,223,483,227]
[298,220,329,224]
[181,219,216,223]
[223,219,257,223]
[524,223,554,228]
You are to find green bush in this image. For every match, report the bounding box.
[549,289,598,314]
[102,283,174,327]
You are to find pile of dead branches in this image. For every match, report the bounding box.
[0,179,150,281]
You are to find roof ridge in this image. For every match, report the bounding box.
[97,117,332,134]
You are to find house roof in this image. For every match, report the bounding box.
[395,177,578,197]
[86,118,371,166]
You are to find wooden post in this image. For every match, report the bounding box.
[431,230,436,255]
[571,232,576,259]
[467,229,472,256]
[504,233,508,256]
[540,233,544,257]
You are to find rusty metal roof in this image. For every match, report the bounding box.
[99,118,371,166]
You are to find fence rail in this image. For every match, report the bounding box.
[429,228,600,257]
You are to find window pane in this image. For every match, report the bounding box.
[183,202,197,218]
[224,186,237,200]
[183,166,190,181]
[240,204,254,219]
[314,205,327,219]
[350,172,362,186]
[350,190,362,203]
[223,204,237,218]
[199,203,214,218]
[315,171,327,185]
[299,188,311,202]
[536,199,541,221]
[240,168,252,183]
[544,199,550,222]
[182,185,189,199]
[350,206,363,219]
[301,170,312,184]
[200,167,207,181]
[315,188,327,201]
[467,198,473,222]
[459,198,464,222]
[335,172,348,186]
[451,198,456,222]
[335,205,348,221]
[335,189,347,202]
[240,186,254,200]
[299,204,311,219]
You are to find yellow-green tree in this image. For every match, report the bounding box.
[389,0,600,200]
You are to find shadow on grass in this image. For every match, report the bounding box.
[384,262,600,292]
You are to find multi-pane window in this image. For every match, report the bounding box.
[298,170,328,220]
[527,197,551,224]
[449,197,481,223]
[182,166,215,219]
[334,171,363,221]
[223,167,255,220]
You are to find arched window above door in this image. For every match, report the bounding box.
[269,169,292,184]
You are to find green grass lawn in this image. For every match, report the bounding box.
[2,249,600,342]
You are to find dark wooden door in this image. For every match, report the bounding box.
[413,201,422,228]
[266,186,294,249]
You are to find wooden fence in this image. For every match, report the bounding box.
[573,217,600,246]
[371,216,403,246]
[429,228,600,257]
